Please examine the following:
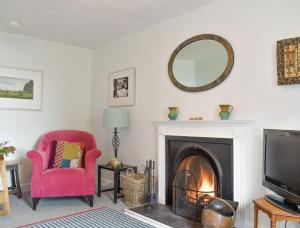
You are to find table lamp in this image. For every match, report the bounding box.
[103,108,129,167]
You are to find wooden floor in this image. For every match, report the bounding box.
[129,204,201,228]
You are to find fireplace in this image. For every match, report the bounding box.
[155,120,255,227]
[166,136,233,221]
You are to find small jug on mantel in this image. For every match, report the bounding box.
[219,104,233,120]
[168,107,179,120]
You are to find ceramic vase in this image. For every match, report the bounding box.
[168,107,179,120]
[219,104,233,120]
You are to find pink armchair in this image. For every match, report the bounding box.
[27,130,101,210]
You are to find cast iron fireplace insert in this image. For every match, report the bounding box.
[165,136,234,221]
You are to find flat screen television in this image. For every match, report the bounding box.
[263,129,300,214]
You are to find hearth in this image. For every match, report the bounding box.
[166,136,233,222]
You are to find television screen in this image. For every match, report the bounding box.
[265,130,300,196]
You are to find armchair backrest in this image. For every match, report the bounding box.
[37,130,97,168]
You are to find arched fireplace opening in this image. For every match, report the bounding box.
[172,145,223,221]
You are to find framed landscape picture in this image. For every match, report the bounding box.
[277,36,300,85]
[108,68,135,106]
[0,66,42,110]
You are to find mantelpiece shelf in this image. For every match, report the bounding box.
[153,120,254,126]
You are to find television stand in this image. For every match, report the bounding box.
[253,197,300,228]
[265,194,300,215]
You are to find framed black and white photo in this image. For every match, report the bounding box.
[108,68,135,106]
[0,65,43,110]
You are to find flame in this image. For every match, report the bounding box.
[179,156,215,203]
[179,155,216,203]
[198,168,215,197]
[186,168,215,203]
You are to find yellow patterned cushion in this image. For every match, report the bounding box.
[53,141,84,168]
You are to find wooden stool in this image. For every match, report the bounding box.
[0,160,11,215]
[253,197,300,228]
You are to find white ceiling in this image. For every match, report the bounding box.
[0,0,215,49]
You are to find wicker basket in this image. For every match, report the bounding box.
[120,168,145,207]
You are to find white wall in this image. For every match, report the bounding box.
[0,31,92,188]
[91,0,300,227]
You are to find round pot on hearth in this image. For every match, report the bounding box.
[201,198,236,228]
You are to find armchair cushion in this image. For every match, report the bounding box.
[39,168,89,197]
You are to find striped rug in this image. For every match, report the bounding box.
[19,207,155,228]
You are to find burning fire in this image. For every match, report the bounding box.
[198,168,215,197]
[179,156,216,202]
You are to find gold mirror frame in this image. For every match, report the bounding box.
[168,34,234,92]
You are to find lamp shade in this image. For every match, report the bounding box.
[103,108,129,128]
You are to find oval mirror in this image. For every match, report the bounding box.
[168,34,234,92]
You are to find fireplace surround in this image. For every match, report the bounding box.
[154,120,256,227]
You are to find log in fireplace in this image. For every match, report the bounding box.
[165,136,233,222]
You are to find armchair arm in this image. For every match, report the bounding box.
[85,148,101,176]
[27,150,49,198]
[27,150,49,176]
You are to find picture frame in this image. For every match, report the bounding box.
[108,68,135,107]
[0,65,43,110]
[277,36,300,85]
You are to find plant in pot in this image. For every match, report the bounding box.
[0,141,16,160]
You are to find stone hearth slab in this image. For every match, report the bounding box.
[125,204,200,228]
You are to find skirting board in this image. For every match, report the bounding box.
[124,209,172,228]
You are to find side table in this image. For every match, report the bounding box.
[253,197,300,228]
[98,164,137,204]
[6,160,22,199]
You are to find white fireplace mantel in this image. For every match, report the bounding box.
[153,120,256,227]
